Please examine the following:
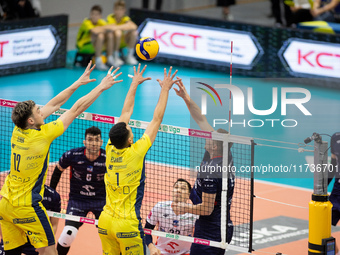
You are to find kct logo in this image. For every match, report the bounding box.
[280,38,340,78]
[0,41,9,57]
[154,30,201,50]
[197,83,311,128]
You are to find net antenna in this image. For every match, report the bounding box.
[228,41,233,134]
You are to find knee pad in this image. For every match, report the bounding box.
[58,226,78,247]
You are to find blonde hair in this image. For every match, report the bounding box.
[12,100,36,129]
[114,0,126,9]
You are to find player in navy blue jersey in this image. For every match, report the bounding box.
[0,185,61,255]
[49,126,106,255]
[172,80,234,255]
[328,132,340,255]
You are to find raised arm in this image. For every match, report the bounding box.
[40,61,97,119]
[59,66,122,131]
[174,79,214,132]
[118,64,151,124]
[144,67,181,144]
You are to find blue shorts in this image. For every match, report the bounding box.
[330,193,340,226]
[65,199,105,228]
[190,219,233,255]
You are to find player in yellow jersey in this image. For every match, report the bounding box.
[0,62,122,255]
[76,5,109,70]
[106,0,138,67]
[98,64,181,255]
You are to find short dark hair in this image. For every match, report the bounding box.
[174,178,192,193]
[91,5,102,13]
[85,126,101,139]
[109,122,130,149]
[11,100,36,129]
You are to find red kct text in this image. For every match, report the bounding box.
[154,30,201,50]
[0,41,9,58]
[298,49,340,70]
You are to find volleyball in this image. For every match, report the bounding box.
[135,37,159,61]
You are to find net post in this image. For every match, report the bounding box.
[249,139,255,253]
[308,139,333,255]
[221,133,230,248]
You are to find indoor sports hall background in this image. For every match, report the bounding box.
[1,1,340,255]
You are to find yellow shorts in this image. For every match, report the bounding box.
[98,211,145,255]
[0,198,55,250]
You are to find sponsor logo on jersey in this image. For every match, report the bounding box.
[26,155,43,160]
[125,244,140,251]
[13,217,36,224]
[17,136,25,143]
[12,143,29,150]
[94,162,105,166]
[98,227,107,235]
[116,232,138,238]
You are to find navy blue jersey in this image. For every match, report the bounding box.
[331,133,340,196]
[43,185,61,212]
[190,150,235,223]
[59,147,106,201]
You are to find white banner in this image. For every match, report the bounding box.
[280,38,340,78]
[0,27,57,66]
[139,19,263,68]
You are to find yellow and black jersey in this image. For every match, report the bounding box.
[0,119,64,206]
[104,133,151,219]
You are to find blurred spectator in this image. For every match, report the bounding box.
[76,5,109,70]
[217,0,236,20]
[16,0,37,19]
[106,0,138,67]
[0,0,17,20]
[142,0,163,11]
[270,0,293,26]
[289,0,340,25]
[31,0,41,17]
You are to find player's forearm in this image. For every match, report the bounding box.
[70,85,106,116]
[183,93,210,129]
[47,80,83,110]
[152,88,169,124]
[116,22,137,31]
[318,0,338,13]
[120,83,139,119]
[184,203,213,216]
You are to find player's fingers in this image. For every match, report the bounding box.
[85,60,92,71]
[163,68,167,78]
[167,66,173,77]
[112,67,120,75]
[141,64,147,74]
[89,63,96,72]
[114,79,124,83]
[142,77,152,82]
[89,78,97,82]
[173,78,181,84]
[133,65,137,74]
[173,87,179,93]
[107,66,114,76]
[137,63,141,73]
[171,69,178,80]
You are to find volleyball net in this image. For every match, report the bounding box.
[0,98,254,253]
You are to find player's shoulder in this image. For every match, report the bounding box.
[332,132,340,139]
[68,147,85,155]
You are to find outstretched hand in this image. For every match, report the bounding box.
[99,66,123,90]
[77,61,97,85]
[131,63,152,85]
[173,78,188,99]
[156,66,181,90]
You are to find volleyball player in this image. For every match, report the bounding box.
[328,132,340,255]
[145,178,198,255]
[0,185,61,255]
[0,62,122,255]
[172,80,235,255]
[49,126,106,255]
[97,64,180,254]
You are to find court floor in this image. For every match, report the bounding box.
[1,55,340,254]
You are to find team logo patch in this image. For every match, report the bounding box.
[172,220,179,227]
[13,217,36,224]
[116,232,138,238]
